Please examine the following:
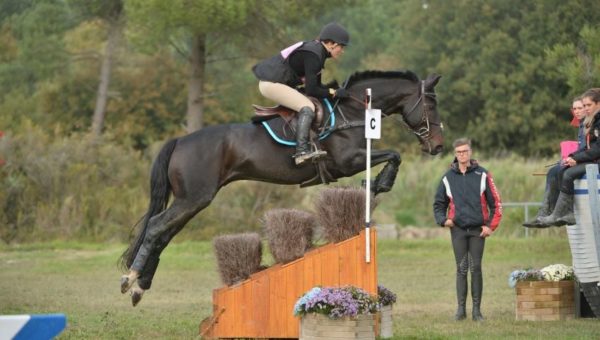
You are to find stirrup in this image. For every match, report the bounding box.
[293,150,327,165]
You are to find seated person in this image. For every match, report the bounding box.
[526,88,600,228]
[523,96,585,227]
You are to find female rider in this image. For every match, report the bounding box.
[252,22,351,165]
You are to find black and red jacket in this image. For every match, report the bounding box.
[433,159,502,231]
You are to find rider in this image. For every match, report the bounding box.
[252,22,351,165]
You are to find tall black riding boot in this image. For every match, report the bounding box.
[538,192,575,227]
[293,106,326,165]
[523,184,559,228]
[455,273,467,321]
[471,272,484,321]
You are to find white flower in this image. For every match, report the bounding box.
[540,264,573,281]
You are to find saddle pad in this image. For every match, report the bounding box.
[261,98,335,146]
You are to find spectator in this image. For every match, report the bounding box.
[537,88,600,227]
[433,138,502,321]
[523,97,585,227]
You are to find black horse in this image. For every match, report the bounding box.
[120,70,443,306]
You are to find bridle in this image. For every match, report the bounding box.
[325,79,442,145]
[397,80,442,145]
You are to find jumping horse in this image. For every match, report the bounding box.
[120,70,444,306]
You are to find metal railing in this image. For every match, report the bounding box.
[502,201,542,237]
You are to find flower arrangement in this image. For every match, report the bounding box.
[508,264,575,288]
[293,286,379,319]
[377,285,397,306]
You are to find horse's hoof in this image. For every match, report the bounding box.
[120,276,130,294]
[131,288,144,307]
[120,271,139,294]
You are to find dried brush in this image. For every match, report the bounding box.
[315,187,378,243]
[213,232,262,286]
[262,208,315,264]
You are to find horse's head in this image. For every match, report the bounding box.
[341,70,444,155]
[399,74,444,155]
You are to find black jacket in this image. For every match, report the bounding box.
[252,40,331,98]
[571,110,600,163]
[433,159,502,230]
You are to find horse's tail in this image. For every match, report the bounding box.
[119,138,178,271]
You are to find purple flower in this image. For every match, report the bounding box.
[294,286,379,319]
[377,285,397,306]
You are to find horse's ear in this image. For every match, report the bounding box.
[424,74,442,89]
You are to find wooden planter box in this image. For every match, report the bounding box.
[299,313,375,340]
[378,304,393,338]
[515,281,575,321]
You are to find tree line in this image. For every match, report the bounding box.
[1,0,599,243]
[0,0,598,155]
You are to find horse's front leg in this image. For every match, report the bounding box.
[371,150,401,195]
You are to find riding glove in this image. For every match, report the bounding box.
[335,88,351,98]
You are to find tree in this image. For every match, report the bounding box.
[547,25,600,96]
[125,0,253,133]
[68,0,124,137]
[383,0,600,156]
[125,0,349,133]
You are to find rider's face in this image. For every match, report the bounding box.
[329,43,345,60]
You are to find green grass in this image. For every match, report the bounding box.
[0,238,597,339]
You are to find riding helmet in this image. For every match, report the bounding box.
[318,22,350,46]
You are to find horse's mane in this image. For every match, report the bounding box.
[345,70,419,88]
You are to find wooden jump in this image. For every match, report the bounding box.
[201,228,377,339]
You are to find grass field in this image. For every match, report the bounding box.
[1,236,598,339]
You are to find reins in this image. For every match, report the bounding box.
[324,80,440,146]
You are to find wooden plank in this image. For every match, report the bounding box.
[338,235,357,286]
[303,251,316,292]
[284,260,303,338]
[221,288,234,337]
[320,244,340,286]
[239,281,255,336]
[251,268,269,338]
[268,264,287,336]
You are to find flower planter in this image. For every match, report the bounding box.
[515,281,575,321]
[299,313,375,340]
[379,304,393,338]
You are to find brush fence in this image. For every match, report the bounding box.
[201,229,377,339]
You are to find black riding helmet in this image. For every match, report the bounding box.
[318,22,350,46]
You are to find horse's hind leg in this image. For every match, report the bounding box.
[121,197,211,296]
[129,225,184,306]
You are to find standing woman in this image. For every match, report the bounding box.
[252,23,351,165]
[538,88,600,227]
[433,138,502,321]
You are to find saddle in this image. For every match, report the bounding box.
[251,97,336,187]
[251,97,325,130]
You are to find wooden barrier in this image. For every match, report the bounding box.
[201,229,377,339]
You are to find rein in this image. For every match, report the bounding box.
[324,80,441,143]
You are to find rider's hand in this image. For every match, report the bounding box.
[334,88,351,98]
